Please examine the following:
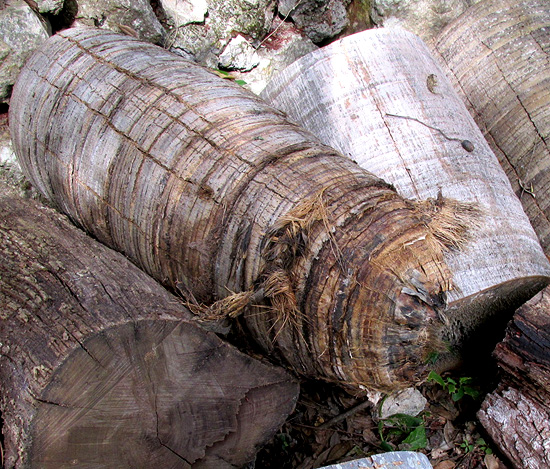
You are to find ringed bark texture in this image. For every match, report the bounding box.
[13,28,466,391]
[433,0,550,253]
[0,188,298,468]
[260,28,550,354]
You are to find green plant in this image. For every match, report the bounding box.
[378,413,427,452]
[212,69,247,86]
[276,432,293,452]
[427,371,480,401]
[460,437,493,455]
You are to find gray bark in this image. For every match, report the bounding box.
[260,27,550,365]
[0,186,298,468]
[10,28,469,392]
[432,0,550,254]
[478,289,550,469]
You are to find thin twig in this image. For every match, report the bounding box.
[257,0,304,49]
[385,113,465,144]
[317,398,372,429]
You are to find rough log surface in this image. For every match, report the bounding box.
[432,3,550,465]
[260,28,550,363]
[479,385,550,469]
[0,187,298,468]
[9,28,466,391]
[478,289,550,469]
[433,0,550,254]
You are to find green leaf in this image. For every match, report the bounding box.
[425,351,440,365]
[383,413,422,431]
[459,376,473,385]
[235,79,247,86]
[427,370,445,387]
[380,441,394,452]
[400,425,427,451]
[452,388,464,401]
[463,386,480,399]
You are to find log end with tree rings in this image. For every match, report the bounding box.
[261,27,550,371]
[0,189,299,468]
[433,0,550,255]
[9,28,548,393]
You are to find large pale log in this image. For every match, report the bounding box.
[431,4,550,465]
[0,185,298,468]
[478,289,550,468]
[260,27,550,365]
[432,0,550,253]
[9,28,475,392]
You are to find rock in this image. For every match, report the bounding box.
[379,388,427,418]
[0,113,33,198]
[0,1,50,104]
[74,0,165,44]
[240,19,318,94]
[0,114,17,170]
[278,0,351,43]
[218,34,260,71]
[34,0,64,14]
[160,0,208,27]
[371,0,483,42]
[166,0,276,68]
[236,18,317,94]
[319,451,432,468]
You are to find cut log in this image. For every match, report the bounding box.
[478,289,550,468]
[431,4,550,466]
[9,28,475,392]
[432,0,550,254]
[0,185,299,468]
[260,27,550,365]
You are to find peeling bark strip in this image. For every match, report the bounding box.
[260,28,550,365]
[433,0,550,254]
[11,29,485,392]
[478,289,550,468]
[0,190,299,469]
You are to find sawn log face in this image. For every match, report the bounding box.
[0,187,298,468]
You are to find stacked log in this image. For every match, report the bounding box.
[0,184,298,468]
[432,1,550,467]
[10,27,478,392]
[260,27,550,366]
[433,0,550,254]
[478,291,550,468]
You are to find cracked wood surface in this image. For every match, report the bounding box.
[432,0,550,254]
[0,187,298,468]
[11,28,461,391]
[478,289,550,468]
[260,27,550,366]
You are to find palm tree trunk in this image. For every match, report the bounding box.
[9,27,529,392]
[260,27,550,368]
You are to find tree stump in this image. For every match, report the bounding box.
[260,27,550,366]
[0,186,299,468]
[9,28,480,392]
[432,0,550,254]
